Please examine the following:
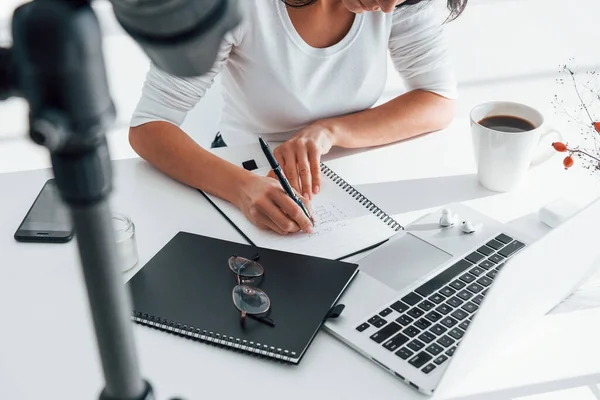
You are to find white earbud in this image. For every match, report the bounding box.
[439,208,458,227]
[460,220,482,234]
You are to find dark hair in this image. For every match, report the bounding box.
[281,0,468,22]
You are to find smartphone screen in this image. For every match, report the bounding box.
[15,179,74,242]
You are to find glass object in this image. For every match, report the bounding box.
[112,213,138,272]
[228,255,274,327]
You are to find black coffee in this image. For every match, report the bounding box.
[478,115,536,133]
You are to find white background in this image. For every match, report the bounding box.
[2,0,600,171]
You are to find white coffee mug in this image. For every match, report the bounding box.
[470,101,562,192]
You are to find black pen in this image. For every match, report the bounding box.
[258,137,314,227]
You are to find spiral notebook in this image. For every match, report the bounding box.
[127,231,358,364]
[203,144,404,260]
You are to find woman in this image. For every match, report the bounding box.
[129,0,466,235]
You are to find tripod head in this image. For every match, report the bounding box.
[1,0,241,398]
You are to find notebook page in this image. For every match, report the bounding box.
[203,165,397,259]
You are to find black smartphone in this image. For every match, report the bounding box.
[14,179,74,243]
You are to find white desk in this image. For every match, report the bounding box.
[1,118,600,400]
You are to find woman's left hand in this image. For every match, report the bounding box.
[271,122,335,199]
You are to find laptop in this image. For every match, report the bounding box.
[325,200,600,396]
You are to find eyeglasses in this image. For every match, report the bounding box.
[228,254,275,327]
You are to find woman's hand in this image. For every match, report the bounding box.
[341,0,401,13]
[235,174,314,235]
[271,122,335,199]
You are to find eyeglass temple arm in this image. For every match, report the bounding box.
[249,314,275,327]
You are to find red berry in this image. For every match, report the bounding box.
[552,142,567,152]
[594,121,600,134]
[563,156,574,169]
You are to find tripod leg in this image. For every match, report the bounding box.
[71,199,146,398]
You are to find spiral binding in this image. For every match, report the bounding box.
[132,312,296,363]
[320,163,404,231]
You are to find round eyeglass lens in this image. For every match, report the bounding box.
[232,285,270,314]
[228,256,264,277]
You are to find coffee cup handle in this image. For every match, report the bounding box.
[530,126,563,167]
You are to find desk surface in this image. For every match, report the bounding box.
[1,119,600,400]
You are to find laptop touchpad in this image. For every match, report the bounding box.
[359,233,453,292]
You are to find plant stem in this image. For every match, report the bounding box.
[582,83,600,103]
[570,148,600,162]
[567,67,596,125]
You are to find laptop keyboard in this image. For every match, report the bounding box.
[355,233,525,375]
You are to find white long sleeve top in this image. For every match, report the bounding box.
[130,1,457,146]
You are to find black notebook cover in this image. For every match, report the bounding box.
[127,231,358,364]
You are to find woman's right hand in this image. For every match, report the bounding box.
[235,174,314,235]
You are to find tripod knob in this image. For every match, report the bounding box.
[30,111,69,151]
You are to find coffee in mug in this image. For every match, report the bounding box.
[478,115,536,133]
[470,101,562,192]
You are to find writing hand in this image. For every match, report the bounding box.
[236,175,314,235]
[269,122,334,200]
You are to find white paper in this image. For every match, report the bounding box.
[204,149,398,259]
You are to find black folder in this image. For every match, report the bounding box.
[127,231,358,364]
